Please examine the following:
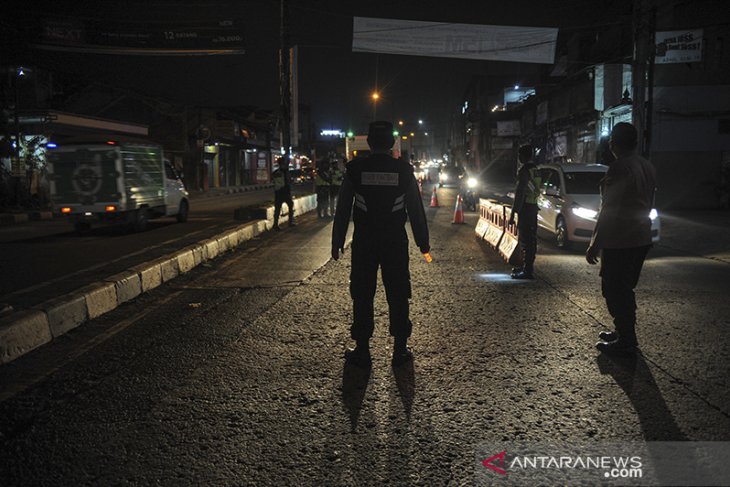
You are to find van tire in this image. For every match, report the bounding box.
[133,209,149,232]
[176,200,189,223]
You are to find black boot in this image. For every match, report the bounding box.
[600,320,638,353]
[345,340,372,369]
[392,337,413,367]
[510,270,534,279]
[596,339,637,354]
[598,330,618,342]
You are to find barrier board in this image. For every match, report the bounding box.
[475,217,489,239]
[498,207,522,264]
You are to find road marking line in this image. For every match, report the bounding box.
[0,290,184,403]
[1,224,225,300]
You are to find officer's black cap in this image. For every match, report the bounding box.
[367,121,394,147]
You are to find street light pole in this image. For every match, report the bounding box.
[279,0,291,182]
[13,67,23,177]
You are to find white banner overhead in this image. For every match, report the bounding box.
[352,17,557,64]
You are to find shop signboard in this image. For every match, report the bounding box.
[256,152,269,184]
[655,30,703,64]
[497,120,521,137]
[37,18,245,55]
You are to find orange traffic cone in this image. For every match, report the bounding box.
[452,194,465,224]
[429,186,439,207]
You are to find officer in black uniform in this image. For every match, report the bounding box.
[315,158,332,218]
[331,121,430,368]
[329,155,344,216]
[272,157,295,231]
[509,144,541,279]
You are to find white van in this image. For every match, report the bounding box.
[47,137,189,233]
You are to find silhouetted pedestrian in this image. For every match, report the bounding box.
[315,159,331,218]
[587,122,656,354]
[509,144,541,279]
[332,121,430,368]
[329,156,344,216]
[272,158,295,231]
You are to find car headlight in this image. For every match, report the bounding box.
[467,177,478,189]
[571,206,598,220]
[440,173,448,182]
[649,208,658,220]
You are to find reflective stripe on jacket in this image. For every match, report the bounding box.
[331,154,430,252]
[525,167,542,204]
[315,171,330,187]
[331,168,344,186]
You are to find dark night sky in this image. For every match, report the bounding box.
[8,1,629,136]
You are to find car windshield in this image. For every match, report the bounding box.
[564,171,605,194]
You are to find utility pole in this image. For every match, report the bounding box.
[14,70,22,176]
[279,0,291,182]
[632,0,656,157]
[645,7,657,158]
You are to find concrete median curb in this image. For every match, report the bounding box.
[0,194,317,365]
[34,294,88,338]
[159,256,181,282]
[0,310,52,365]
[129,262,163,293]
[79,282,118,320]
[106,271,143,305]
[0,213,29,226]
[0,211,54,226]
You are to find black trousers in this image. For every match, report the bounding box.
[350,228,412,341]
[273,188,294,226]
[316,186,330,216]
[517,203,538,272]
[600,245,651,345]
[329,185,340,216]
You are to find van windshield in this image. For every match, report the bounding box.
[564,171,605,194]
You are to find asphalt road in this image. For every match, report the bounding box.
[0,187,728,485]
[0,183,314,310]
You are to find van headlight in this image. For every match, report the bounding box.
[571,206,598,220]
[649,208,658,220]
[439,173,448,182]
[467,177,478,189]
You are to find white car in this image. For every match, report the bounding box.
[438,165,466,188]
[535,163,660,248]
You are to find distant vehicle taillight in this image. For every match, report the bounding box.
[105,205,117,212]
[61,207,72,213]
